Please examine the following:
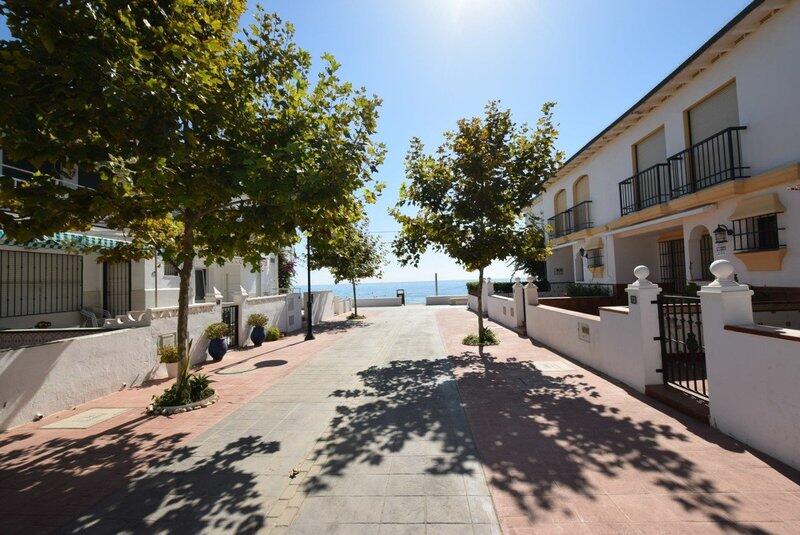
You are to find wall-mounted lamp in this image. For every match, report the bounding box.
[714,224,733,244]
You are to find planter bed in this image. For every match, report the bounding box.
[148,392,219,415]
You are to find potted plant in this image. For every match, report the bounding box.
[265,326,281,342]
[204,322,230,361]
[247,313,269,347]
[159,345,181,378]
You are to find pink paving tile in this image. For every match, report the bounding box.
[0,313,363,533]
[435,308,800,534]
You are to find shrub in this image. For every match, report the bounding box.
[491,281,514,294]
[462,327,499,346]
[204,322,229,339]
[348,313,366,320]
[466,281,480,296]
[189,373,214,401]
[247,313,269,327]
[685,282,701,296]
[158,345,181,364]
[265,326,281,341]
[565,283,611,297]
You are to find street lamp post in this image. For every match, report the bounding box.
[305,237,315,341]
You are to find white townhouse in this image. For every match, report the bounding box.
[0,155,280,330]
[531,0,800,320]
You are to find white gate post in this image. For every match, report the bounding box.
[481,277,494,316]
[698,259,754,428]
[624,265,662,391]
[512,277,525,328]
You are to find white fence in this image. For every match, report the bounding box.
[0,294,304,430]
[484,262,800,471]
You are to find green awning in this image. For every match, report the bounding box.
[0,230,125,251]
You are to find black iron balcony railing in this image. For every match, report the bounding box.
[618,126,748,216]
[1,162,90,190]
[619,163,670,216]
[547,200,593,238]
[668,126,748,198]
[571,200,593,232]
[547,209,572,238]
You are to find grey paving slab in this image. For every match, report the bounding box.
[64,307,498,534]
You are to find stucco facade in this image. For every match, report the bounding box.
[531,0,800,305]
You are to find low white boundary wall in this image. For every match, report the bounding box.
[488,295,519,330]
[526,303,600,365]
[425,295,469,305]
[359,297,402,307]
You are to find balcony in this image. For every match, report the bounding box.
[547,200,593,238]
[1,162,91,190]
[618,126,749,216]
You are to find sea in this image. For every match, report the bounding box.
[309,280,470,305]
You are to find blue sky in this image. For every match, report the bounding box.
[2,1,752,283]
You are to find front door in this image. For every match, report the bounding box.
[103,261,131,316]
[658,239,686,294]
[194,269,207,302]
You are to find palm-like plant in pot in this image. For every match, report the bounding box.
[247,313,269,347]
[159,345,181,378]
[205,322,230,361]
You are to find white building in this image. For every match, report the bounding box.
[0,156,280,330]
[531,0,800,323]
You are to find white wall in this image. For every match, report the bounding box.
[0,329,158,430]
[534,2,800,286]
[358,296,403,307]
[487,295,518,330]
[303,290,335,324]
[149,302,221,365]
[525,303,601,365]
[705,326,800,469]
[238,294,291,347]
[467,295,479,312]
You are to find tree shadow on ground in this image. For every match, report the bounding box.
[302,346,789,533]
[0,415,280,534]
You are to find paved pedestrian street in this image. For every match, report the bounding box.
[1,306,799,534]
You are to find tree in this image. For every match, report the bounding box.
[0,3,384,375]
[310,220,386,318]
[391,101,561,344]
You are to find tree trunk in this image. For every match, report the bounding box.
[176,223,194,381]
[351,280,358,317]
[477,267,484,345]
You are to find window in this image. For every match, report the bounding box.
[586,248,603,268]
[699,234,713,280]
[164,261,179,277]
[0,250,83,317]
[688,81,739,145]
[732,214,783,252]
[634,127,666,172]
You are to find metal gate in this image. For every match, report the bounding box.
[103,261,131,317]
[656,293,708,401]
[221,304,239,348]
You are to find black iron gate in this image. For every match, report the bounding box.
[103,261,131,317]
[221,304,239,348]
[656,293,708,401]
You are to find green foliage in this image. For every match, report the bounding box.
[310,218,386,316]
[158,345,181,364]
[247,313,269,327]
[685,282,701,296]
[466,281,480,295]
[0,2,384,369]
[189,374,214,401]
[152,372,215,408]
[204,322,229,340]
[391,101,562,338]
[277,250,296,290]
[491,282,515,294]
[348,313,366,320]
[565,284,611,297]
[462,328,500,346]
[265,326,281,341]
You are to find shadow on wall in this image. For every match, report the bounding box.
[302,347,789,532]
[0,415,280,533]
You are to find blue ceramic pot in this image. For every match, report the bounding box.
[250,325,266,347]
[208,338,228,361]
